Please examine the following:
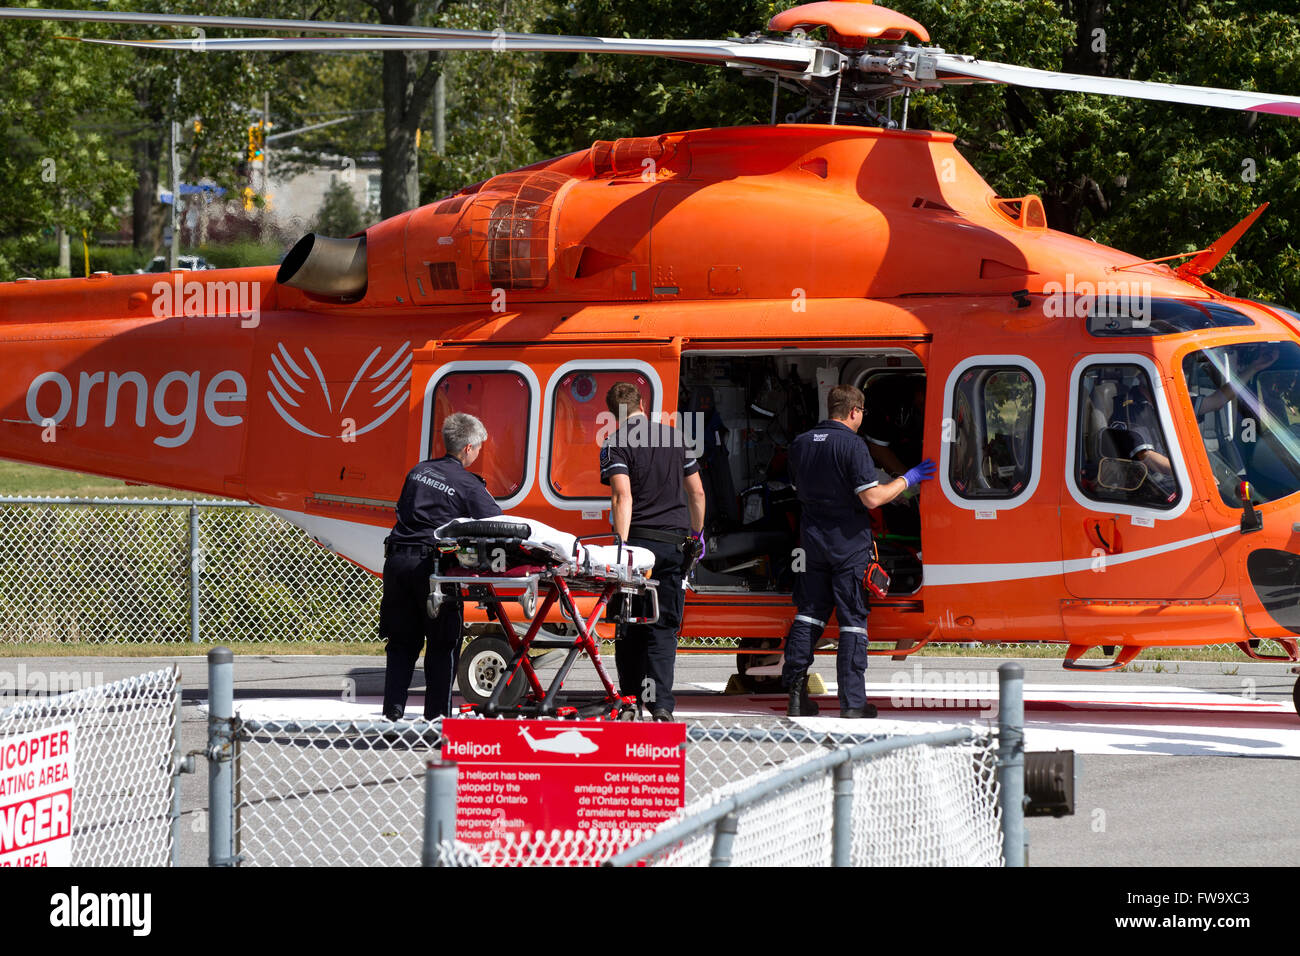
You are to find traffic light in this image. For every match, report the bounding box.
[248,123,264,164]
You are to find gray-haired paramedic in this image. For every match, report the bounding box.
[783,384,935,718]
[381,412,502,720]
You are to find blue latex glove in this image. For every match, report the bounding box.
[902,459,937,489]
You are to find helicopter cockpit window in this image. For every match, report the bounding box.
[1076,364,1181,509]
[1086,297,1254,337]
[549,368,655,500]
[1182,342,1300,506]
[430,371,531,500]
[948,366,1036,500]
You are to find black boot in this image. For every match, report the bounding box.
[841,703,878,719]
[787,674,820,717]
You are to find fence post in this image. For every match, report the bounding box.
[997,661,1025,867]
[709,811,738,867]
[188,503,201,643]
[208,647,236,866]
[422,761,458,867]
[832,761,854,867]
[170,671,193,867]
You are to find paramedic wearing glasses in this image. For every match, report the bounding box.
[380,412,502,721]
[784,384,936,718]
[600,382,707,721]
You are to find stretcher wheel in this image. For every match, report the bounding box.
[734,637,783,693]
[457,634,527,708]
[617,703,640,721]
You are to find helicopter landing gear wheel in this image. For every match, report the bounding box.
[735,637,784,693]
[457,634,527,709]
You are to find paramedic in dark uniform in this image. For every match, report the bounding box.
[784,384,936,717]
[381,412,502,721]
[600,382,706,721]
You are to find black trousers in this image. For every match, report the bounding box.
[782,553,871,710]
[616,537,687,714]
[379,550,462,719]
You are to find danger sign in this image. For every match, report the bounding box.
[0,723,75,867]
[443,719,686,846]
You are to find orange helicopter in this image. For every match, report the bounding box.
[3,2,1300,713]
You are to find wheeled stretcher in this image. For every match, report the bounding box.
[430,517,661,719]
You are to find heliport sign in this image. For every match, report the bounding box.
[442,719,686,845]
[0,724,76,867]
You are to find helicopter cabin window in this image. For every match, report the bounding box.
[548,368,655,500]
[948,366,1036,500]
[1086,297,1254,337]
[1182,342,1300,507]
[679,351,924,595]
[429,371,531,500]
[1076,364,1181,510]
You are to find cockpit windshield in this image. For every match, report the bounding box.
[1182,342,1300,506]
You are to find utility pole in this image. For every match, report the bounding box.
[261,90,271,243]
[169,76,181,270]
[433,71,446,154]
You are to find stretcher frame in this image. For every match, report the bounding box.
[429,536,660,719]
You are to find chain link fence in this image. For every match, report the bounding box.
[601,728,1001,867]
[232,718,439,867]
[222,709,1002,867]
[0,668,179,865]
[0,497,380,643]
[0,497,1284,659]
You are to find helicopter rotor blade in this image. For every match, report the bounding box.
[72,33,826,74]
[0,6,549,41]
[928,53,1300,117]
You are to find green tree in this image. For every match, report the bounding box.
[105,0,330,253]
[903,0,1300,304]
[529,0,783,156]
[314,177,366,235]
[0,11,135,278]
[420,0,549,198]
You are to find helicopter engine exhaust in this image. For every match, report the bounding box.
[277,233,368,300]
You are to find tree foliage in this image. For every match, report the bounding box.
[420,0,550,198]
[314,177,366,235]
[529,0,784,156]
[0,8,135,276]
[905,0,1300,304]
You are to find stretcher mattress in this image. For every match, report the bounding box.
[436,516,657,575]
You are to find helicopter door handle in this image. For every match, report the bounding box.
[1085,518,1121,554]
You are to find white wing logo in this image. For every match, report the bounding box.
[267,341,412,439]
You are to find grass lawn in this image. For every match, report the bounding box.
[0,460,210,500]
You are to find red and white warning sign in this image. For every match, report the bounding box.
[443,719,686,845]
[0,723,75,867]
